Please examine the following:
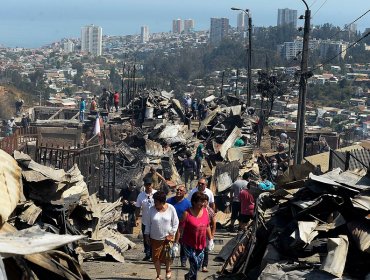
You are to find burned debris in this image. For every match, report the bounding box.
[218,166,370,280]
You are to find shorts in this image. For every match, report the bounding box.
[239,214,252,223]
[231,201,241,220]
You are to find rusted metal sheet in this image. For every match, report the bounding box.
[0,149,22,224]
[18,202,42,225]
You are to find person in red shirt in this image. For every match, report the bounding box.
[113,91,120,112]
[239,185,255,231]
[176,192,212,280]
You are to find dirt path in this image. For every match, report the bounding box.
[82,230,234,280]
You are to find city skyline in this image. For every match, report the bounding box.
[0,0,368,48]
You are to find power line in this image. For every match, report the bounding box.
[313,9,370,40]
[312,0,329,18]
[309,0,319,9]
[311,31,370,72]
[345,9,370,29]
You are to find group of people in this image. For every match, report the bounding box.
[180,143,205,191]
[122,173,216,280]
[78,89,120,123]
[183,94,208,122]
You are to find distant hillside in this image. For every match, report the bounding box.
[0,84,34,120]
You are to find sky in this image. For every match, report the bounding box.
[0,0,368,48]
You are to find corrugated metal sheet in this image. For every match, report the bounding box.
[329,148,370,171]
[219,127,242,159]
[145,139,163,157]
[0,149,23,224]
[199,106,221,131]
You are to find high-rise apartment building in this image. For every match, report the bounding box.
[172,19,183,34]
[320,40,348,60]
[141,25,149,43]
[279,37,320,60]
[184,19,195,33]
[237,12,249,31]
[63,40,75,53]
[210,18,229,45]
[277,8,297,28]
[81,25,102,56]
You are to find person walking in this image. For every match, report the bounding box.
[113,91,120,112]
[188,178,215,211]
[120,180,140,234]
[20,113,30,129]
[228,176,249,232]
[135,177,157,261]
[239,185,255,230]
[182,151,197,191]
[167,185,191,267]
[176,192,213,280]
[145,191,179,280]
[79,98,86,122]
[144,167,167,192]
[90,96,97,113]
[201,195,216,273]
[194,143,204,179]
[6,117,17,136]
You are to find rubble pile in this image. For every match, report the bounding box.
[219,168,370,279]
[0,149,135,280]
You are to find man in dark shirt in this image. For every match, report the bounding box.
[182,151,197,191]
[120,180,140,233]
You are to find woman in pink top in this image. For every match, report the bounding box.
[176,192,212,280]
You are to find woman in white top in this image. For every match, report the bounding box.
[145,191,179,280]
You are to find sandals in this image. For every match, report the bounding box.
[166,270,172,279]
[202,267,208,272]
[155,276,163,280]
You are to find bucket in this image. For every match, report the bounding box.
[145,107,154,119]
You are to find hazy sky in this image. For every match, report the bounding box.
[0,0,368,48]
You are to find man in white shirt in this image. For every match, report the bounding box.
[135,177,157,261]
[188,178,215,211]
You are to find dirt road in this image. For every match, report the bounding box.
[82,230,234,280]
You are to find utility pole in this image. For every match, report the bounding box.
[235,69,239,96]
[121,62,125,107]
[247,13,252,106]
[294,1,311,164]
[220,71,225,97]
[231,7,252,106]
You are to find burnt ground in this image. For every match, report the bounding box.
[82,230,234,280]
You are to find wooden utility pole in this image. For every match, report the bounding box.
[294,1,311,164]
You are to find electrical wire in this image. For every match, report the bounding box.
[309,0,319,9]
[311,31,370,72]
[313,9,370,40]
[312,0,329,18]
[345,9,370,29]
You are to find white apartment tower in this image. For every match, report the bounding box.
[184,19,195,33]
[81,25,102,56]
[236,12,247,31]
[172,19,183,34]
[210,18,229,45]
[277,8,297,28]
[63,40,75,53]
[141,26,149,43]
